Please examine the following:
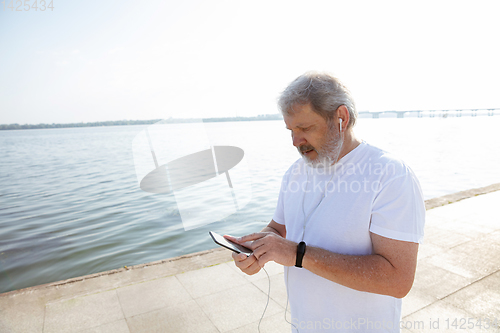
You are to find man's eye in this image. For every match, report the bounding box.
[303,127,312,132]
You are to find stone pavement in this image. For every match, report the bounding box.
[1,187,500,333]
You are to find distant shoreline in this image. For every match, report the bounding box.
[0,114,284,131]
[3,108,499,130]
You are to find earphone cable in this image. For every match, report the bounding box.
[257,267,270,333]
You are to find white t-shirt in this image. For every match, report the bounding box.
[272,141,425,332]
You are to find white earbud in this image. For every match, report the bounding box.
[339,118,343,132]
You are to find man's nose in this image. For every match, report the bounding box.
[292,132,306,147]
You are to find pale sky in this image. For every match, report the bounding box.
[1,0,499,124]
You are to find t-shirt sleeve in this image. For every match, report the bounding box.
[369,168,425,243]
[272,172,289,226]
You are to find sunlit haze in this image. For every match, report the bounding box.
[1,0,499,124]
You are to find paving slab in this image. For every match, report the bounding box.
[411,260,474,300]
[402,300,476,333]
[176,263,248,299]
[1,184,500,333]
[116,275,192,318]
[442,270,500,320]
[44,289,124,333]
[252,273,289,310]
[79,319,130,333]
[196,283,283,332]
[226,312,292,333]
[125,300,218,333]
[0,298,45,333]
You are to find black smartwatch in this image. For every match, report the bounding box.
[295,241,306,268]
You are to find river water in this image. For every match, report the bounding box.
[1,115,499,293]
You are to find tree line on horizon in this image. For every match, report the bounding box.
[0,114,283,131]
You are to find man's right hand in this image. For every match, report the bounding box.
[231,251,262,275]
[224,234,261,275]
[225,220,286,275]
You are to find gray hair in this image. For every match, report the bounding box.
[278,71,357,128]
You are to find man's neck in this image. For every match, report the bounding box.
[337,129,362,161]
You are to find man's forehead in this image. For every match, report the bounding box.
[284,107,325,128]
[284,120,313,129]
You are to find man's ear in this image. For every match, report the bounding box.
[337,105,350,129]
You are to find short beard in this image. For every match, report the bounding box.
[299,122,343,168]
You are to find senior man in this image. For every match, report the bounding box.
[225,72,425,332]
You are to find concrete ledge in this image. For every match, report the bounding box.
[425,183,500,210]
[0,247,233,303]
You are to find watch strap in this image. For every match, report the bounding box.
[295,241,306,268]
